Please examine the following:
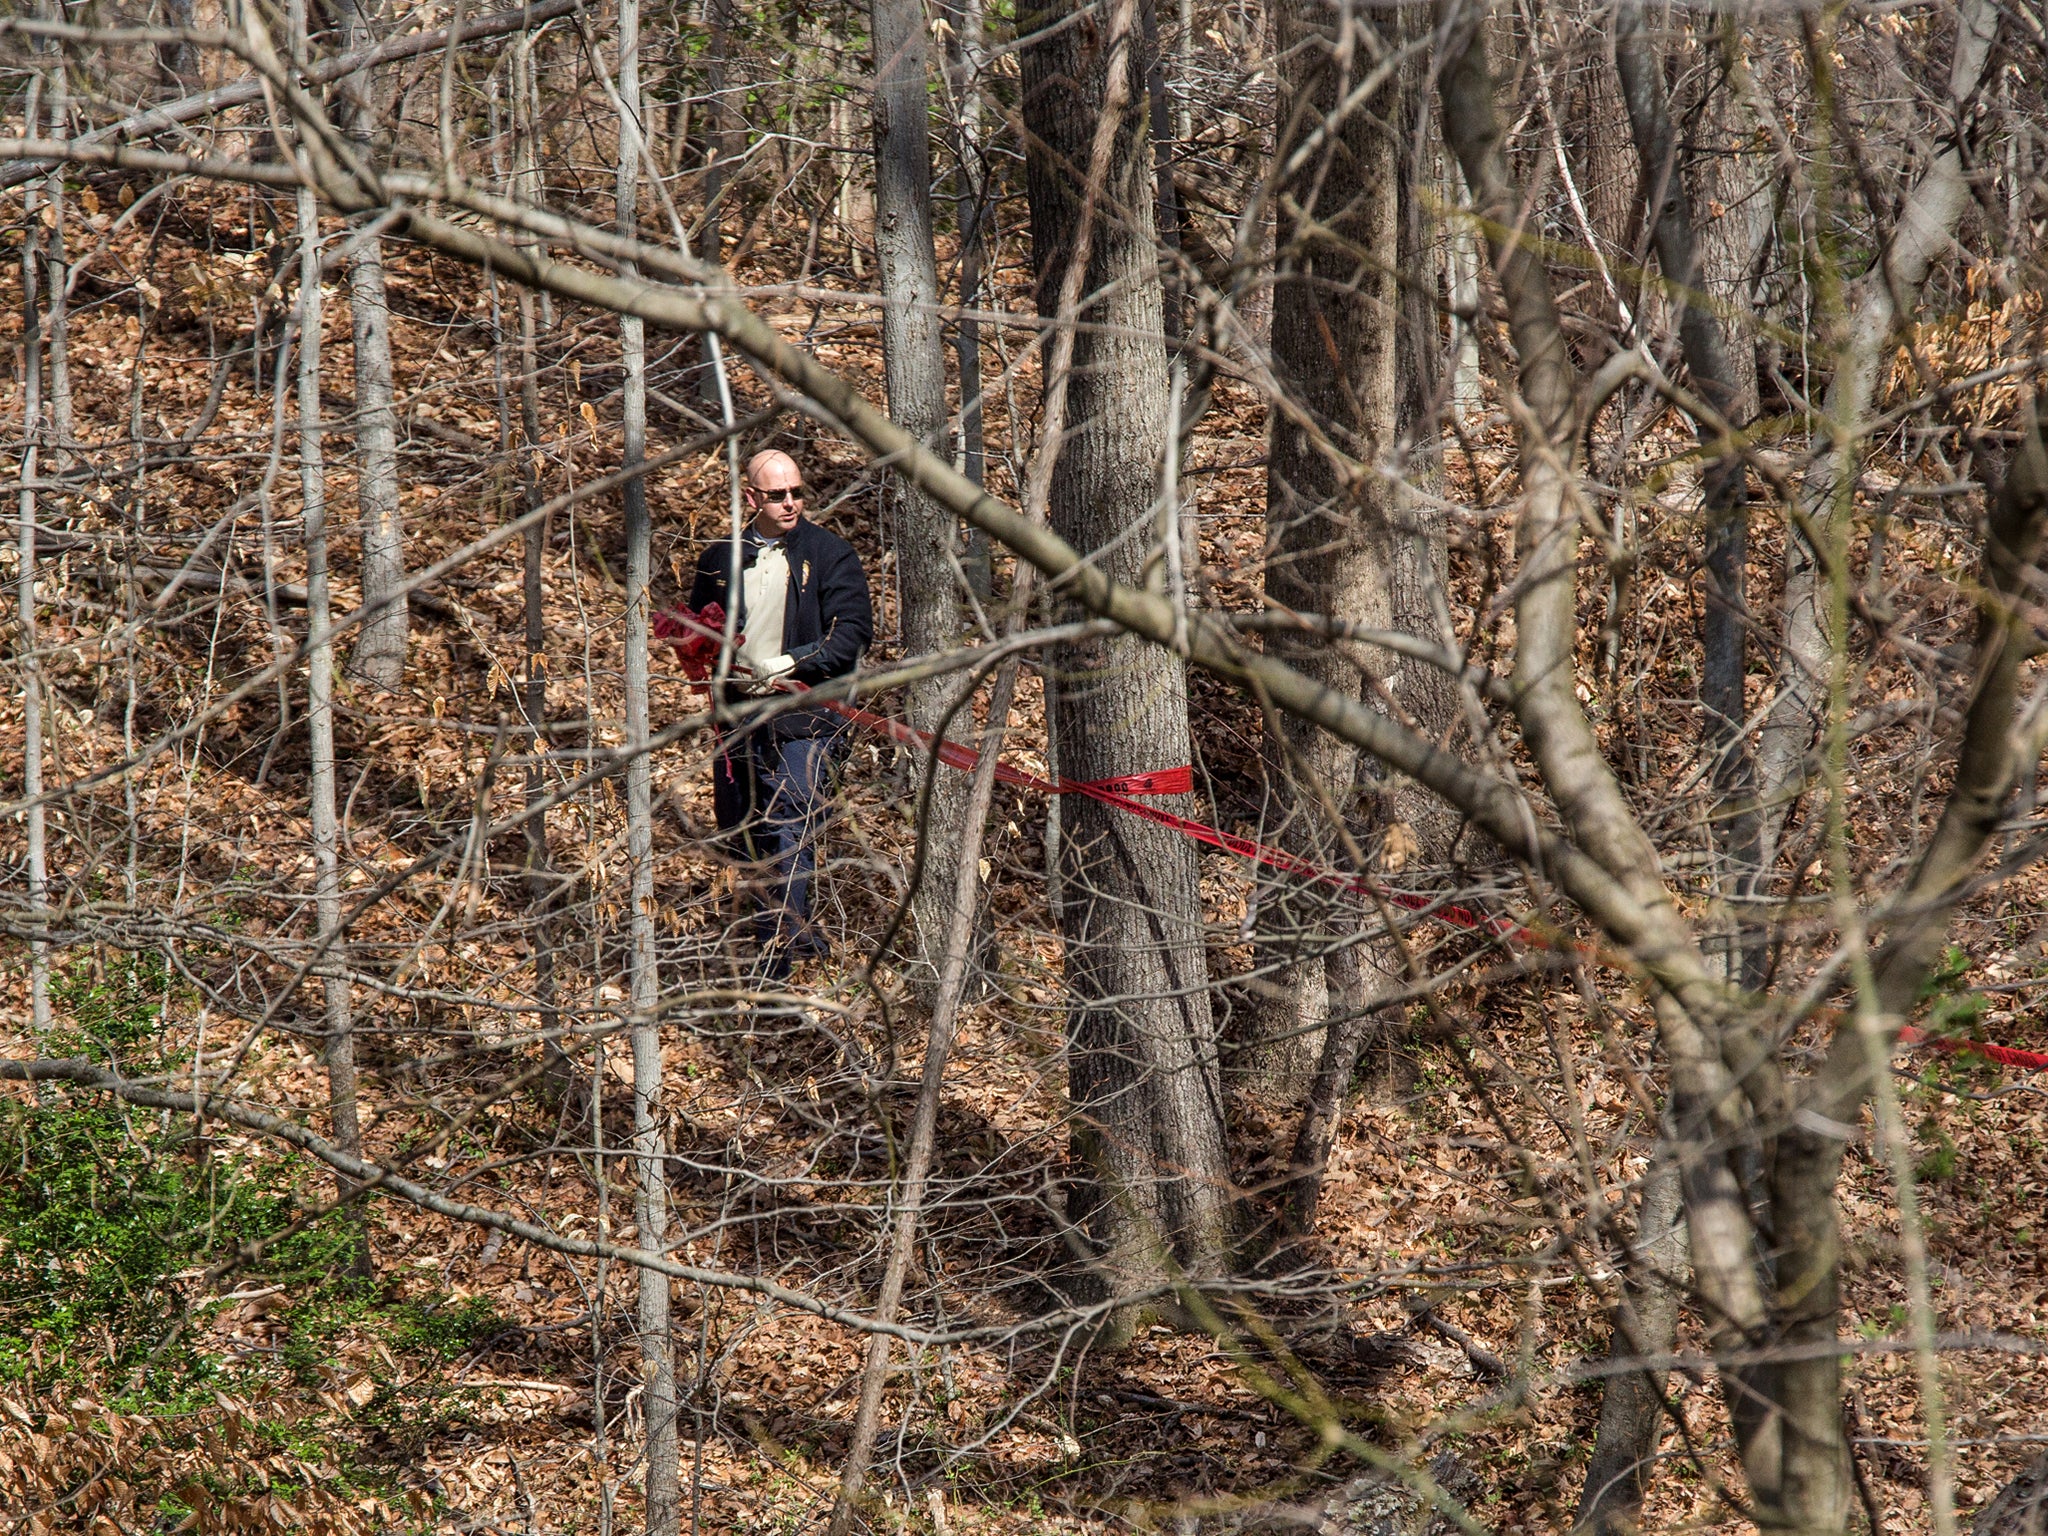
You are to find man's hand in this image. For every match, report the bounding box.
[738,653,797,683]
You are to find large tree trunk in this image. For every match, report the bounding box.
[872,0,971,1002]
[1020,0,1235,1324]
[337,0,408,691]
[616,6,682,1528]
[1239,0,1404,1100]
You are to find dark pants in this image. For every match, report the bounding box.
[713,729,838,972]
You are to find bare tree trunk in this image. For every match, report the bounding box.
[502,41,568,1107]
[872,0,971,1003]
[1688,20,1766,433]
[1139,0,1184,343]
[1613,2,1761,987]
[701,0,734,263]
[1573,1154,1687,1536]
[1432,3,2022,1530]
[1561,14,1756,1500]
[16,84,51,1049]
[1241,0,1403,1100]
[617,6,681,1526]
[941,0,992,599]
[1389,5,1461,859]
[292,0,367,1271]
[1021,0,1236,1324]
[827,665,1018,1536]
[693,0,736,413]
[1558,15,1635,272]
[158,0,199,89]
[42,89,71,471]
[1281,968,1380,1238]
[338,0,408,691]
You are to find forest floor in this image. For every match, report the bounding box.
[4,183,2048,1536]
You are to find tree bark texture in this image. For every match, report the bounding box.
[616,9,681,1528]
[1612,4,1761,985]
[298,184,366,1229]
[1388,21,1462,868]
[1242,0,1402,1099]
[42,139,71,469]
[1139,0,1184,342]
[700,0,735,262]
[1020,0,1236,1307]
[872,0,971,1001]
[17,95,51,1046]
[941,0,993,597]
[1431,9,1790,1526]
[286,0,368,1270]
[1572,1155,1687,1536]
[507,37,567,1105]
[337,0,408,690]
[1558,23,1635,269]
[1687,21,1767,431]
[158,0,198,88]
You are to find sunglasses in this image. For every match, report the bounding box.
[751,486,803,503]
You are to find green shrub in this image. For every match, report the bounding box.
[0,1092,361,1386]
[389,1292,509,1359]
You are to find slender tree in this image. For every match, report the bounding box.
[337,0,408,690]
[42,83,70,471]
[1020,0,1236,1321]
[696,0,736,411]
[293,81,367,1269]
[251,0,370,1273]
[872,0,971,999]
[940,0,992,597]
[1560,17,1757,1507]
[16,83,50,1048]
[828,665,1019,1536]
[616,5,682,1527]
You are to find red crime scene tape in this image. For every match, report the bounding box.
[656,607,2047,1074]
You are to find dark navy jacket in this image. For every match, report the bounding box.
[689,517,873,735]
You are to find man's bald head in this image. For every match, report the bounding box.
[746,449,800,489]
[743,449,805,537]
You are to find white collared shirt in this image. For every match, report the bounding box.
[739,536,794,684]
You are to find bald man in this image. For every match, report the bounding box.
[690,450,874,977]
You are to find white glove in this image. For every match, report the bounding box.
[736,652,796,691]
